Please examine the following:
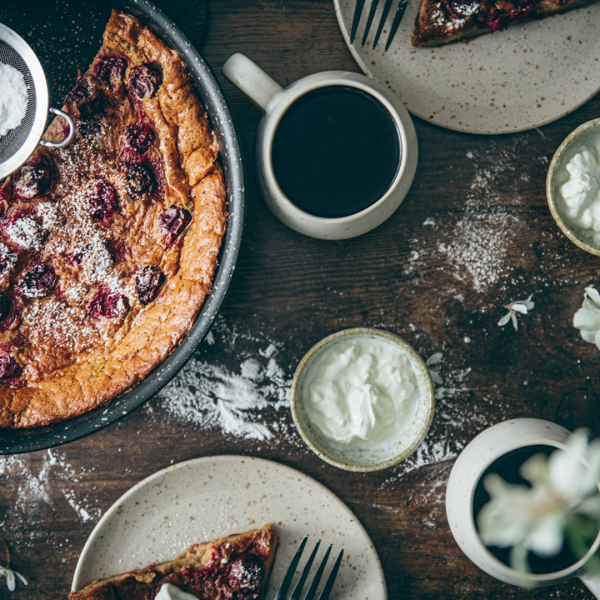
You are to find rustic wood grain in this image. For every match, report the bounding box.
[2,1,600,599]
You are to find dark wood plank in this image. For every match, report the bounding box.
[2,1,600,599]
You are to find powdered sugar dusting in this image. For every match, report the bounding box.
[153,319,299,444]
[6,215,43,250]
[0,450,101,550]
[408,138,549,296]
[438,211,519,293]
[37,201,63,230]
[80,237,114,284]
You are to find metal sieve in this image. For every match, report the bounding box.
[0,23,74,180]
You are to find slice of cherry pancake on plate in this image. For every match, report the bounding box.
[0,10,226,428]
[412,0,599,47]
[69,524,277,600]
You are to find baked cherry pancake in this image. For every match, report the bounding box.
[413,0,598,47]
[69,525,278,600]
[0,10,226,428]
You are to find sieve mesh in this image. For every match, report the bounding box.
[0,40,37,163]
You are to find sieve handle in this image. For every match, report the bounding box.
[39,108,75,149]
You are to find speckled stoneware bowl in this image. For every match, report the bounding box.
[291,328,435,472]
[546,118,600,257]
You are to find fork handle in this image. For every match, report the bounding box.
[223,53,284,112]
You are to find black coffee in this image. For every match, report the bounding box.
[473,444,597,574]
[271,86,401,219]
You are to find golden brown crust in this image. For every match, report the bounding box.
[0,10,226,428]
[68,524,278,600]
[412,0,598,47]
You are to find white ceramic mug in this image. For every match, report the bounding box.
[222,53,418,240]
[446,418,600,596]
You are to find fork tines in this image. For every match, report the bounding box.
[274,535,344,600]
[350,0,409,52]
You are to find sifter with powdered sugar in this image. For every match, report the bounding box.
[0,22,74,180]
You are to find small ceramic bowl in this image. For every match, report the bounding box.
[290,328,435,472]
[547,117,600,257]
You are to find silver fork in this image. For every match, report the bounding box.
[274,536,344,600]
[350,0,410,52]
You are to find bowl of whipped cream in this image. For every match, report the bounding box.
[547,118,600,256]
[290,328,435,472]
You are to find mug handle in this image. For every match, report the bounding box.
[581,573,600,598]
[222,53,283,111]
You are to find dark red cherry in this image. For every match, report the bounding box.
[0,186,10,207]
[19,264,57,298]
[77,118,102,140]
[0,302,20,332]
[94,54,127,90]
[0,244,17,278]
[126,165,153,199]
[123,122,155,154]
[135,266,165,306]
[64,76,93,105]
[12,156,53,200]
[0,293,11,322]
[128,65,162,101]
[89,287,130,319]
[89,180,118,223]
[0,350,22,384]
[228,554,264,591]
[158,206,192,248]
[106,238,128,263]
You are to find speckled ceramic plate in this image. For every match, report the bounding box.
[334,0,600,134]
[71,455,387,599]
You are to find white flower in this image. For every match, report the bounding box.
[574,286,600,350]
[0,541,27,592]
[0,566,27,592]
[477,429,600,571]
[498,295,535,331]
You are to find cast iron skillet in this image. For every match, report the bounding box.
[0,0,245,454]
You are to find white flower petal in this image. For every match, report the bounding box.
[574,308,600,331]
[512,303,528,314]
[498,312,511,327]
[426,352,443,366]
[581,329,598,344]
[429,370,443,385]
[586,286,600,307]
[511,312,519,331]
[526,514,566,557]
[6,571,15,592]
[582,297,600,315]
[549,430,589,499]
[574,495,600,519]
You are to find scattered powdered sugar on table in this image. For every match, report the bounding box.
[153,318,295,442]
[438,212,520,294]
[410,136,549,295]
[0,62,28,137]
[0,449,100,549]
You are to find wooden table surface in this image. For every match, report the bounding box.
[2,1,600,599]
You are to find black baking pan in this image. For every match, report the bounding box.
[0,0,245,454]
